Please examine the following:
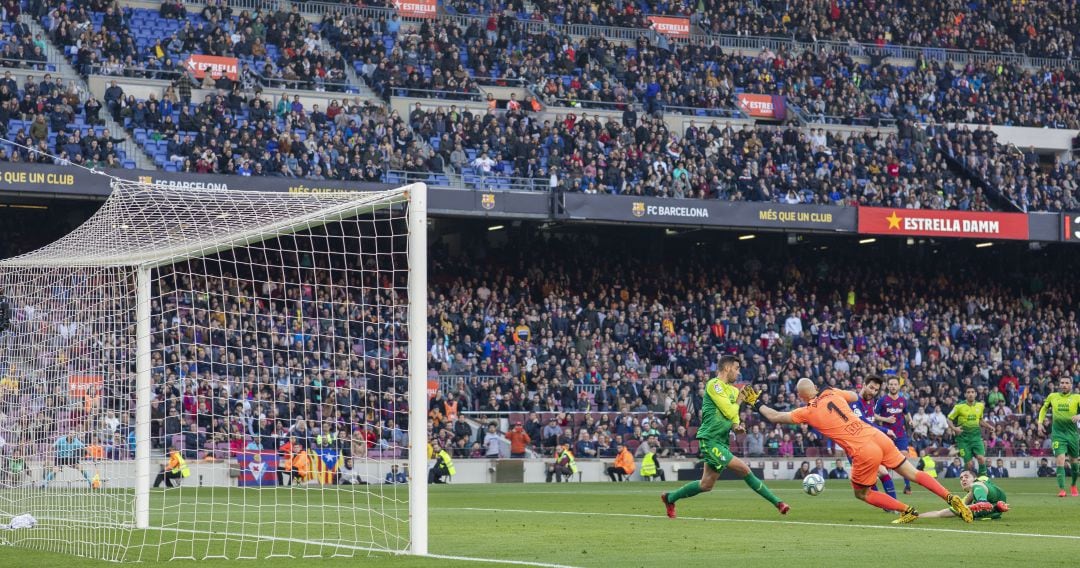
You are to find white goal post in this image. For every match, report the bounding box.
[0,180,427,561]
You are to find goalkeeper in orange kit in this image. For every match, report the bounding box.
[744,378,973,524]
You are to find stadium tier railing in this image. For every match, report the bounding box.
[386,170,553,192]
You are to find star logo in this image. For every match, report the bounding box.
[886,211,902,230]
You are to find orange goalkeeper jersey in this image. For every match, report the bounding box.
[790,389,880,457]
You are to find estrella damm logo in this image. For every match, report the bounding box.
[481,193,496,210]
[138,176,154,184]
[632,202,646,217]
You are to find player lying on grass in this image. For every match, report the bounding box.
[915,471,1009,522]
[746,378,973,524]
[660,355,789,518]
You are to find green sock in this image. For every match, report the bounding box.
[978,462,988,477]
[743,473,781,506]
[666,480,702,504]
[1072,463,1079,487]
[1057,466,1067,490]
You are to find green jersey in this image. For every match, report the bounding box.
[947,401,985,441]
[972,479,1006,504]
[1038,392,1080,438]
[697,378,741,444]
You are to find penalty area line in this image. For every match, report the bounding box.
[437,507,1080,541]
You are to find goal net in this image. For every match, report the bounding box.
[0,180,428,561]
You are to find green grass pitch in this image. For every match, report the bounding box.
[2,478,1078,567]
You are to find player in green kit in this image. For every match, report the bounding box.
[660,355,789,518]
[916,471,1009,521]
[948,386,991,477]
[1037,376,1080,497]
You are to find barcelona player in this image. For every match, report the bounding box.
[850,376,897,498]
[1036,376,1080,497]
[747,378,972,524]
[875,376,913,494]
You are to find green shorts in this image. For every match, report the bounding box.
[1051,434,1080,458]
[699,439,735,472]
[956,437,985,460]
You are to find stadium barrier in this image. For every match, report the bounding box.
[561,194,859,233]
[0,162,1074,240]
[19,456,1047,487]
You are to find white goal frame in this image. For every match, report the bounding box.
[0,181,428,558]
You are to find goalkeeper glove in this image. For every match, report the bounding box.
[741,385,764,412]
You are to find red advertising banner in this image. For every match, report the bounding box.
[185,54,239,81]
[427,379,439,400]
[394,0,437,18]
[648,16,690,38]
[736,93,787,120]
[858,207,1030,240]
[1064,212,1080,242]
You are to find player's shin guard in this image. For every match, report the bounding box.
[977,462,988,477]
[1072,463,1079,488]
[913,471,950,500]
[666,480,702,503]
[864,489,907,512]
[743,473,782,506]
[880,475,897,499]
[1057,466,1067,489]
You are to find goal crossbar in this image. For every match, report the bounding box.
[0,185,413,269]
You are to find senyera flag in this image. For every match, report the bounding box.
[394,0,437,18]
[648,16,690,38]
[858,207,1030,240]
[185,54,239,81]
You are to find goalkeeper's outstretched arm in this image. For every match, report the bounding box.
[757,404,797,425]
[742,386,797,424]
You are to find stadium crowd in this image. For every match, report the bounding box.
[0,70,125,168]
[0,0,1076,211]
[0,223,1077,475]
[937,125,1080,212]
[453,0,1080,62]
[423,232,1079,462]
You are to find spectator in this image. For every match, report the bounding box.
[810,459,829,478]
[385,464,408,484]
[339,458,367,485]
[482,423,503,458]
[828,460,849,480]
[794,461,812,480]
[541,417,563,451]
[988,459,1009,479]
[1038,458,1056,478]
[944,457,964,479]
[506,422,531,458]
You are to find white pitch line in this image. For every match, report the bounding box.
[426,553,580,568]
[437,507,1080,541]
[158,527,580,568]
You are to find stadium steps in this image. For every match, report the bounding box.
[315,28,381,104]
[20,14,156,171]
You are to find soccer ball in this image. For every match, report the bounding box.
[802,473,825,496]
